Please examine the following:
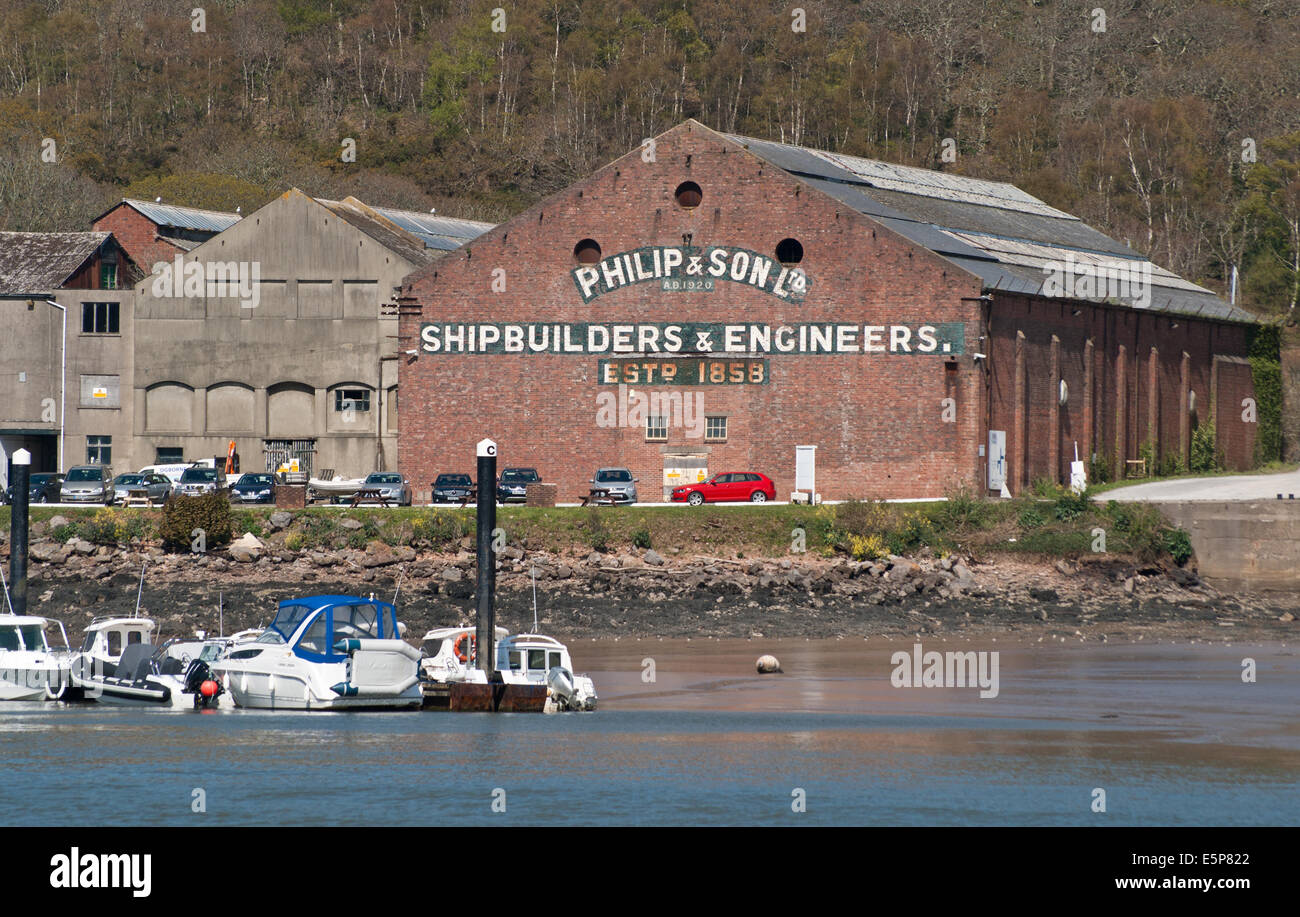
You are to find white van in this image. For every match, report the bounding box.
[138,463,195,486]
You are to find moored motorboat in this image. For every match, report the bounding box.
[211,595,422,710]
[0,613,73,701]
[419,627,597,712]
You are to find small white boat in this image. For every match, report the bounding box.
[419,627,597,712]
[67,617,227,708]
[211,595,422,710]
[307,476,366,503]
[0,613,73,701]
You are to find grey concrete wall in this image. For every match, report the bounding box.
[128,190,419,476]
[1154,500,1300,591]
[0,289,134,476]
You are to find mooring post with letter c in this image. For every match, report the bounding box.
[475,438,497,675]
[9,448,31,616]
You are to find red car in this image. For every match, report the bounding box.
[671,472,776,505]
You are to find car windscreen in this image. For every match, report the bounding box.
[500,470,536,483]
[596,470,632,482]
[65,468,104,482]
[180,468,217,482]
[237,474,273,485]
[367,473,402,484]
[30,474,55,485]
[436,475,471,486]
[114,475,143,485]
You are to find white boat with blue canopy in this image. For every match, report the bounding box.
[212,595,422,710]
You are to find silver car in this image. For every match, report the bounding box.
[61,465,114,504]
[112,473,173,505]
[590,467,638,504]
[361,472,412,506]
[176,466,228,496]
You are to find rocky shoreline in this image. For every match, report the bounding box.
[6,512,1296,644]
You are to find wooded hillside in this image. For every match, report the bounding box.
[1,0,1298,315]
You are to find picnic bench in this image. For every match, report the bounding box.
[348,488,392,507]
[581,487,617,506]
[122,487,155,508]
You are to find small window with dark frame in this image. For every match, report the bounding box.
[81,302,119,334]
[333,389,371,412]
[156,447,184,464]
[646,415,668,441]
[87,436,112,465]
[705,416,728,442]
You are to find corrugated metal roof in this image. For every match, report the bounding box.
[0,232,111,294]
[372,207,494,240]
[317,198,434,266]
[728,131,1253,323]
[121,199,241,233]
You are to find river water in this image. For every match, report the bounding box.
[1,639,1296,826]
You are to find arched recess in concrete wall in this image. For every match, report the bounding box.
[206,382,255,432]
[267,382,316,437]
[145,382,194,433]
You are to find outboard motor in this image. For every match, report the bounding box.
[546,666,577,711]
[184,658,224,709]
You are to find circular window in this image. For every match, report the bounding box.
[775,238,804,265]
[674,181,703,209]
[573,239,602,264]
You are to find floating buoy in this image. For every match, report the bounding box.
[200,680,220,698]
[756,654,781,674]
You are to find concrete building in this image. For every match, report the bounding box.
[126,190,492,476]
[0,232,142,485]
[397,120,1259,502]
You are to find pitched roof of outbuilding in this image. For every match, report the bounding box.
[0,231,114,295]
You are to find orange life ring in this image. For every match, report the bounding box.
[454,632,476,663]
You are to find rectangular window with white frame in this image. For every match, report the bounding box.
[705,416,728,442]
[646,415,668,441]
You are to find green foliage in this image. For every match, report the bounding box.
[1158,450,1186,477]
[584,507,610,552]
[938,480,991,530]
[411,510,468,549]
[1189,422,1220,473]
[885,510,934,555]
[1088,452,1112,485]
[160,494,232,551]
[1031,477,1059,498]
[230,509,265,538]
[1054,488,1091,522]
[1017,504,1046,530]
[1164,527,1194,566]
[631,526,652,550]
[1248,323,1283,465]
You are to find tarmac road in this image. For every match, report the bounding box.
[1098,468,1300,502]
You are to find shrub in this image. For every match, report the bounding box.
[848,533,887,560]
[160,494,232,551]
[1054,488,1091,522]
[284,533,306,552]
[886,509,933,555]
[1088,452,1112,485]
[939,480,989,530]
[1189,422,1219,473]
[1164,527,1194,566]
[584,507,610,552]
[1017,505,1046,530]
[412,510,467,549]
[1031,477,1060,498]
[83,508,129,545]
[230,509,265,538]
[631,526,652,550]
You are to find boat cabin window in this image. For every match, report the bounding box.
[81,631,96,653]
[127,630,143,645]
[508,651,522,670]
[108,631,124,657]
[422,638,445,657]
[259,604,314,644]
[0,627,20,652]
[548,652,562,670]
[528,649,546,670]
[296,616,329,655]
[330,604,381,641]
[19,625,47,652]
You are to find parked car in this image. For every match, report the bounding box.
[230,472,277,504]
[112,472,173,505]
[671,472,776,505]
[4,472,63,505]
[590,467,638,504]
[431,473,475,504]
[138,463,194,486]
[496,467,540,504]
[175,465,228,496]
[362,472,412,506]
[61,465,114,505]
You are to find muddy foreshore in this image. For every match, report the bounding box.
[10,532,1298,644]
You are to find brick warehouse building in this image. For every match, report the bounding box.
[397,121,1258,503]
